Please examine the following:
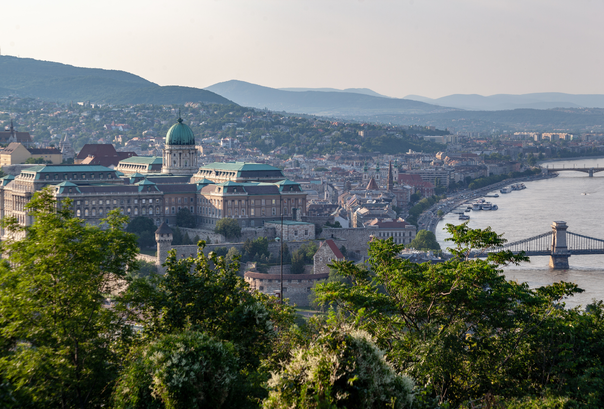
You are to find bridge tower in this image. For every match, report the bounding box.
[550,221,570,269]
[589,168,594,177]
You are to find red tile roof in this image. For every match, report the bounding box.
[323,239,344,259]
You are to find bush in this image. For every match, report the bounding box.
[126,216,157,249]
[215,218,242,240]
[176,207,196,228]
[113,331,239,409]
[263,326,414,409]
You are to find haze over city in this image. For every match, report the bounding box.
[2,0,603,99]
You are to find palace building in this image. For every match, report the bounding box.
[0,118,307,235]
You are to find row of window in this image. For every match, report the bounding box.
[76,198,161,206]
[378,231,413,237]
[44,173,115,180]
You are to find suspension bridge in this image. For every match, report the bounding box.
[541,164,604,177]
[485,221,604,269]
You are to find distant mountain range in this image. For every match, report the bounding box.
[204,80,452,117]
[2,55,603,132]
[205,81,604,131]
[404,93,604,111]
[279,87,391,98]
[0,56,231,105]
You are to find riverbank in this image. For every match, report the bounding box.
[417,171,556,234]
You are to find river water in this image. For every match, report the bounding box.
[435,158,604,308]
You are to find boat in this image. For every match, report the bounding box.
[492,204,498,210]
[481,202,493,210]
[465,208,471,212]
[500,187,512,194]
[485,193,499,198]
[458,214,470,220]
[472,202,482,211]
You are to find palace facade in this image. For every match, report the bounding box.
[0,118,307,235]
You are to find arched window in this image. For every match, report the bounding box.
[134,207,139,216]
[84,209,89,216]
[127,207,131,214]
[91,208,96,216]
[149,206,153,215]
[76,209,81,217]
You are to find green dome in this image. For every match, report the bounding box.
[165,118,195,146]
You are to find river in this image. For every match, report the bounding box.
[435,158,604,308]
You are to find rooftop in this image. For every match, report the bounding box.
[199,162,280,172]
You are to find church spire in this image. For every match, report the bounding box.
[387,160,394,192]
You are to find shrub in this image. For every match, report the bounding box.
[263,326,414,409]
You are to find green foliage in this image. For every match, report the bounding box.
[290,251,306,275]
[113,331,239,409]
[406,195,444,226]
[176,207,196,228]
[214,246,229,258]
[408,229,441,251]
[339,245,348,258]
[226,247,241,265]
[123,242,295,374]
[314,224,584,406]
[0,188,139,408]
[129,259,159,280]
[24,157,47,164]
[262,325,414,409]
[325,220,342,228]
[215,218,242,240]
[127,216,157,248]
[242,237,270,262]
[289,242,318,274]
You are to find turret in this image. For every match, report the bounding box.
[155,222,173,274]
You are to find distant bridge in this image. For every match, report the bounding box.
[485,221,604,269]
[541,164,604,177]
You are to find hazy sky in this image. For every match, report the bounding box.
[2,0,603,98]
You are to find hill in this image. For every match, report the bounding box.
[205,80,453,116]
[0,56,232,105]
[404,92,604,111]
[279,87,390,98]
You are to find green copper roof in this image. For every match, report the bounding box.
[54,181,81,194]
[198,162,280,172]
[166,118,195,146]
[119,156,163,165]
[20,165,115,174]
[0,175,15,186]
[195,178,214,185]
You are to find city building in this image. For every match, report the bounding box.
[0,117,308,235]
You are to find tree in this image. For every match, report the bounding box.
[225,246,240,265]
[113,331,239,409]
[339,245,348,258]
[242,237,270,261]
[290,251,305,274]
[126,216,156,249]
[314,223,581,406]
[0,188,139,407]
[176,207,196,228]
[123,243,295,403]
[215,218,242,240]
[263,326,414,409]
[24,157,46,164]
[409,229,441,251]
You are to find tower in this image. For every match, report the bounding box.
[161,117,199,175]
[155,222,174,274]
[387,160,394,192]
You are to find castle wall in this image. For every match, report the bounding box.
[319,228,375,258]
